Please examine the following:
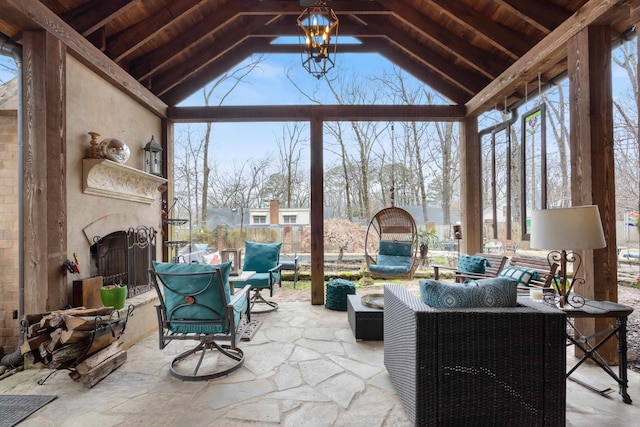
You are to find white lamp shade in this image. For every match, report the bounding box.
[530,205,606,250]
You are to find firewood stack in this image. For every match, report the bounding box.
[21,306,129,388]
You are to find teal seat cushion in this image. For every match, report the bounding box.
[232,272,280,289]
[457,253,491,274]
[243,241,281,272]
[419,277,518,308]
[152,261,244,334]
[498,266,541,287]
[371,241,413,275]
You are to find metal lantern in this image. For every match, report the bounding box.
[143,135,163,177]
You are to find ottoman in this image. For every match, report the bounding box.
[325,279,356,311]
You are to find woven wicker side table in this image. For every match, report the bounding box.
[325,279,356,311]
[347,294,383,340]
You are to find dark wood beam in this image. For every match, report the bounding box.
[493,0,571,33]
[151,17,271,97]
[0,0,167,117]
[167,104,465,122]
[466,0,628,116]
[310,114,324,305]
[376,0,506,79]
[129,1,245,81]
[427,0,531,59]
[255,43,379,54]
[107,0,205,62]
[161,38,275,106]
[60,0,136,36]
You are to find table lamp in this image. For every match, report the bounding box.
[530,205,606,308]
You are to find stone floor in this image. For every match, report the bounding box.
[2,299,640,426]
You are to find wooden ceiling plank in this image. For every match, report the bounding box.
[245,0,389,15]
[376,0,506,79]
[466,0,628,116]
[129,2,244,81]
[162,38,274,106]
[107,0,207,62]
[2,0,167,117]
[151,19,271,97]
[61,0,136,37]
[427,0,530,59]
[493,0,571,33]
[167,104,465,122]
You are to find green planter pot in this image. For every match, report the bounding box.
[101,285,127,309]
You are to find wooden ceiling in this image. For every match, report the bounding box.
[0,0,636,113]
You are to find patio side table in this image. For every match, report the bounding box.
[347,294,383,340]
[564,299,634,404]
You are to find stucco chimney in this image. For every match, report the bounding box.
[270,199,279,225]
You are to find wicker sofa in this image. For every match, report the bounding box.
[383,284,566,426]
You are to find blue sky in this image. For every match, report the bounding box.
[0,41,635,167]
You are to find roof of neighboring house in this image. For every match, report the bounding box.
[0,78,18,110]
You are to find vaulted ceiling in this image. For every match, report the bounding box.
[0,0,636,113]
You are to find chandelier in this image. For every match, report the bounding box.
[297,1,339,79]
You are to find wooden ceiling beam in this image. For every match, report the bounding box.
[167,104,466,122]
[466,0,628,116]
[128,1,245,81]
[60,0,136,36]
[161,38,274,106]
[0,0,167,117]
[107,0,206,62]
[376,0,506,79]
[151,18,272,97]
[426,0,530,59]
[493,0,571,34]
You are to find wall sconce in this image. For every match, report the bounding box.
[143,135,163,177]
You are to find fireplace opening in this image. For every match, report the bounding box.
[90,226,157,298]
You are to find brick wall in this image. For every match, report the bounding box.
[0,110,19,351]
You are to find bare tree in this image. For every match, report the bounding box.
[276,122,308,207]
[198,55,264,224]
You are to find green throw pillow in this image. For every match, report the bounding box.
[419,277,518,308]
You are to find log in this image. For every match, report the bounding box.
[47,341,88,370]
[65,315,114,331]
[60,329,91,344]
[45,328,63,353]
[74,341,123,375]
[71,350,127,388]
[23,349,45,365]
[27,323,51,337]
[20,334,51,354]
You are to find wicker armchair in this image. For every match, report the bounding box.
[383,284,566,426]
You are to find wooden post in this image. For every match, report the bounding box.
[22,30,67,313]
[568,25,618,364]
[460,115,482,255]
[310,115,324,305]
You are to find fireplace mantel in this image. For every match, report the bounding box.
[83,159,167,204]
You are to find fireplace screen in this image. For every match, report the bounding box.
[90,226,157,298]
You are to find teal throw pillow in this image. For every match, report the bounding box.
[419,277,518,308]
[457,253,490,274]
[498,266,541,287]
[243,241,281,272]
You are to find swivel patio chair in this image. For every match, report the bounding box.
[364,207,419,279]
[149,261,251,381]
[232,241,282,313]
